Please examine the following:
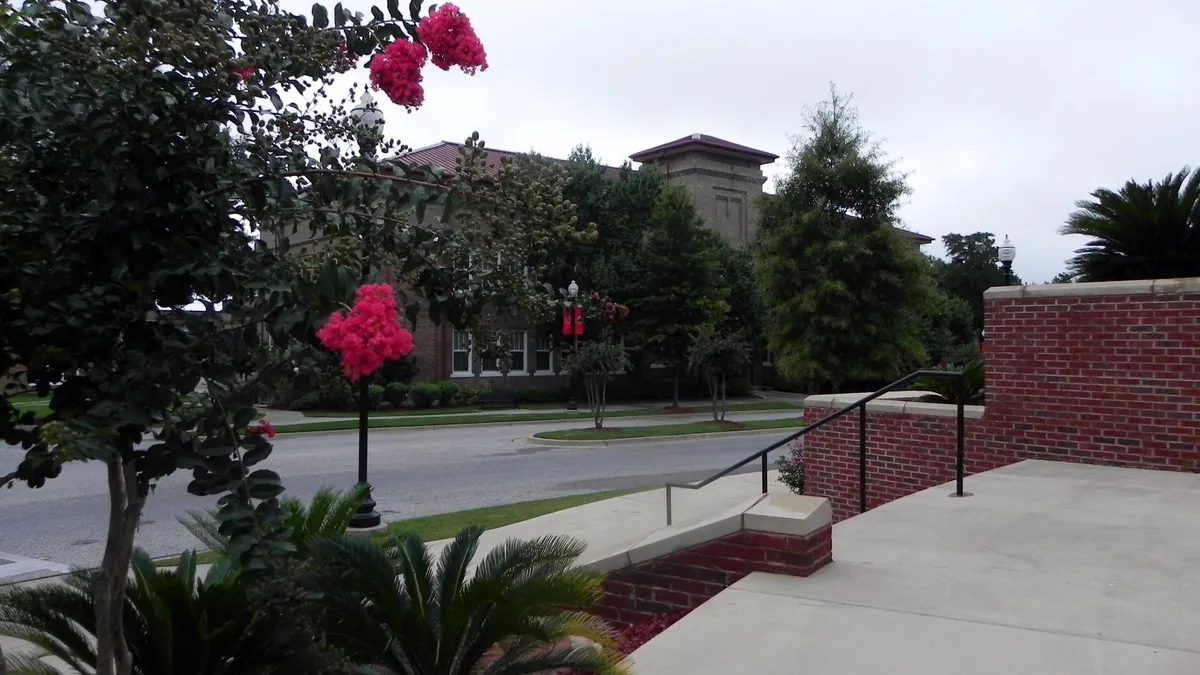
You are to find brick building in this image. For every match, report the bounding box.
[264,133,933,385]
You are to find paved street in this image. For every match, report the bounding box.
[0,411,798,576]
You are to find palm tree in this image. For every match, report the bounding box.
[305,527,629,675]
[1060,167,1200,282]
[180,485,367,561]
[0,551,287,675]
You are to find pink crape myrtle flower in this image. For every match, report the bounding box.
[316,284,415,382]
[417,3,488,74]
[247,419,277,439]
[368,39,428,108]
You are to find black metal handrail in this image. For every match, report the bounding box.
[664,369,968,525]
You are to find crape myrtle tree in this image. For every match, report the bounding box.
[0,1,587,674]
[687,325,751,422]
[756,87,931,392]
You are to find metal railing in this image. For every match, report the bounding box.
[664,370,967,525]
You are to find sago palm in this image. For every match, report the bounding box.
[180,485,366,561]
[305,527,629,675]
[1060,166,1200,282]
[0,551,285,675]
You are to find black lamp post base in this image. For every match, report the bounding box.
[348,482,382,529]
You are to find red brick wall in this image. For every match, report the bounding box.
[985,289,1200,471]
[800,282,1200,521]
[593,526,831,628]
[800,408,1003,522]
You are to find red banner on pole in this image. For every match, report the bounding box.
[574,306,584,335]
[561,307,572,336]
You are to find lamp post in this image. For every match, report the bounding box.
[347,91,384,529]
[998,235,1016,286]
[565,280,579,412]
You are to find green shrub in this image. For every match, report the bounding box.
[383,382,409,407]
[368,384,386,410]
[515,386,570,404]
[454,386,480,406]
[408,383,440,409]
[914,358,985,405]
[373,355,419,386]
[435,381,461,407]
[288,380,353,411]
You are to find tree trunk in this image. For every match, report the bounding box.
[720,375,727,421]
[672,367,680,409]
[709,374,718,422]
[94,454,146,675]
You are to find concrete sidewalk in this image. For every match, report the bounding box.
[631,460,1200,674]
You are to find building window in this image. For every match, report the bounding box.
[452,330,472,375]
[535,335,554,373]
[509,331,527,372]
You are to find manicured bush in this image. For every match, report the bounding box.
[408,383,440,409]
[775,439,804,495]
[514,385,570,404]
[368,384,386,410]
[435,381,461,407]
[383,382,409,408]
[454,386,480,406]
[373,355,419,386]
[288,380,354,411]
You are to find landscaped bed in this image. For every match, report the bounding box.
[533,416,805,441]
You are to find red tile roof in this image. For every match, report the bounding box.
[391,141,622,180]
[628,133,779,164]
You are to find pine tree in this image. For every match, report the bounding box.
[756,87,931,392]
[625,186,727,406]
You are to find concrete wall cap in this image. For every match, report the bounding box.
[622,495,764,566]
[804,393,984,419]
[577,550,632,574]
[985,277,1200,301]
[742,494,832,537]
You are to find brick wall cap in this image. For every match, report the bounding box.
[983,277,1200,300]
[805,393,984,419]
[743,493,832,537]
[803,390,925,409]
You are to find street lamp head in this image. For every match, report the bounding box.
[351,90,384,133]
[997,235,1016,264]
[567,280,579,298]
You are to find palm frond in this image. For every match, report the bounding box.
[178,507,229,553]
[1,647,67,675]
[477,636,629,675]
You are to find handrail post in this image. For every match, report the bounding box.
[665,485,673,526]
[859,402,868,514]
[955,399,965,497]
[761,453,768,494]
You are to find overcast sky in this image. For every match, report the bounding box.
[289,0,1200,283]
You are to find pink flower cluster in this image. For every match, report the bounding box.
[316,284,415,382]
[247,419,277,439]
[418,3,488,74]
[368,3,487,109]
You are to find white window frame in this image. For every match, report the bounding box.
[479,330,528,377]
[534,334,555,375]
[451,330,473,378]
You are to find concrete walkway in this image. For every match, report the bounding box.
[630,460,1200,674]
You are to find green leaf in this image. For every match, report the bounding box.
[409,0,421,22]
[334,2,346,26]
[312,3,329,28]
[233,406,257,429]
[387,0,402,19]
[268,89,283,111]
[371,6,384,22]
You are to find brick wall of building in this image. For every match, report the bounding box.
[593,526,832,628]
[800,279,1200,520]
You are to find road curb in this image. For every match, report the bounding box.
[524,426,803,447]
[273,410,801,436]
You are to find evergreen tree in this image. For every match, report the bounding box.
[756,87,931,392]
[625,186,727,406]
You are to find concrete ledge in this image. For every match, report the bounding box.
[982,276,1200,300]
[744,494,832,537]
[803,393,984,420]
[525,426,802,447]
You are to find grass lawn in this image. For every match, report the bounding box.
[156,488,643,567]
[274,400,799,433]
[533,416,806,441]
[300,402,567,418]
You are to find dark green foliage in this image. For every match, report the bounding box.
[304,528,627,675]
[288,380,355,411]
[776,442,805,495]
[913,285,977,367]
[383,382,410,407]
[564,340,631,429]
[716,244,768,344]
[913,358,985,405]
[1050,271,1076,284]
[1060,167,1200,282]
[367,384,386,410]
[934,233,1023,331]
[408,383,441,409]
[0,551,299,675]
[623,187,727,405]
[756,87,930,392]
[372,356,420,386]
[435,381,462,407]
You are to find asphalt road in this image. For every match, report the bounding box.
[0,412,798,571]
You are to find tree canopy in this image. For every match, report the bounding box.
[756,87,930,392]
[933,232,1023,331]
[1060,166,1200,282]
